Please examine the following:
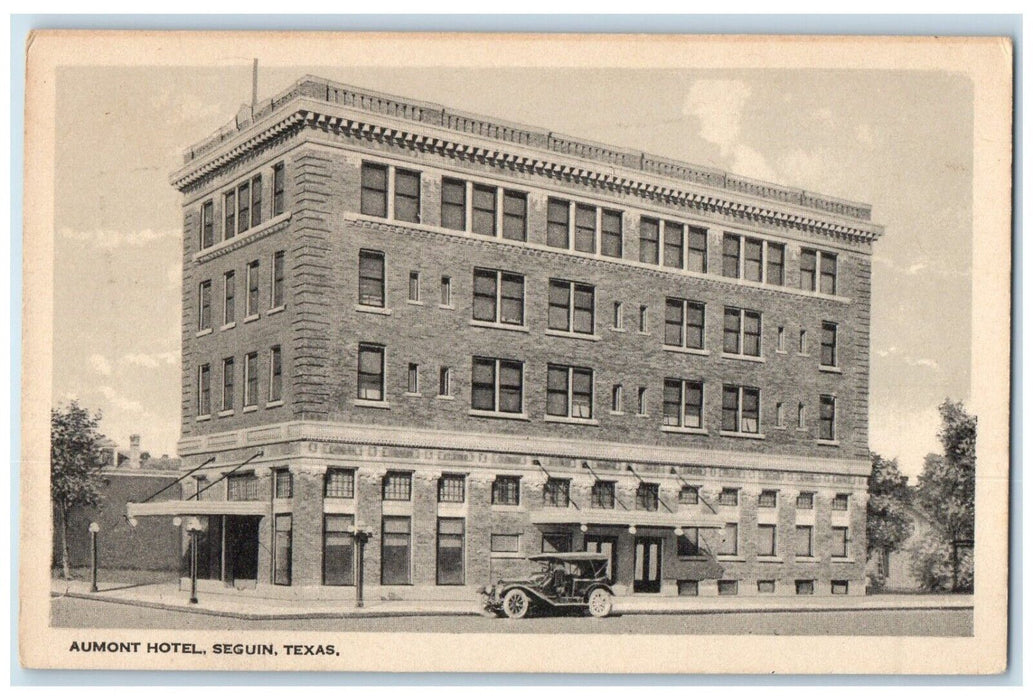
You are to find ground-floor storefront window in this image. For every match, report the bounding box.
[436,517,465,585]
[323,514,355,586]
[382,516,411,585]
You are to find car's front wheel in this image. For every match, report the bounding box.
[586,588,613,618]
[502,589,531,619]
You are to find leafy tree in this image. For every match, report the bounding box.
[866,452,914,589]
[51,401,107,579]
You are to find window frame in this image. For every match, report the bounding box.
[223,271,235,325]
[197,363,211,417]
[472,268,525,326]
[268,345,282,403]
[357,343,386,402]
[324,468,355,499]
[271,250,285,309]
[662,378,704,429]
[664,297,706,350]
[491,475,521,506]
[360,161,389,218]
[543,478,571,508]
[600,209,623,258]
[245,260,260,317]
[548,279,595,335]
[635,482,659,512]
[721,384,761,434]
[639,216,660,265]
[221,357,234,412]
[722,306,762,357]
[382,471,413,502]
[546,364,595,420]
[795,525,814,557]
[819,394,837,441]
[501,190,528,242]
[357,249,386,308]
[591,480,616,509]
[821,321,839,368]
[272,162,285,216]
[198,280,212,331]
[471,356,524,414]
[243,351,259,408]
[200,199,214,249]
[437,474,466,504]
[393,167,421,224]
[757,523,777,557]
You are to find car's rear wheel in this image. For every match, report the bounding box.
[502,589,530,619]
[586,588,613,618]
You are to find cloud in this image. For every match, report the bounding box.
[683,79,752,153]
[874,346,940,371]
[122,351,178,369]
[97,385,144,414]
[872,255,970,280]
[59,227,179,249]
[89,353,112,376]
[870,403,943,479]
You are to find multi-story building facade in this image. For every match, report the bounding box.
[130,76,883,600]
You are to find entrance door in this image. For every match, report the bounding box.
[584,535,618,583]
[633,536,662,593]
[224,516,260,586]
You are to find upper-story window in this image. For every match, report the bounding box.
[679,485,699,504]
[548,279,595,335]
[639,217,659,265]
[641,218,706,271]
[198,280,212,332]
[601,210,623,258]
[361,162,420,223]
[801,248,838,295]
[269,346,282,403]
[272,162,285,216]
[473,269,524,326]
[722,385,760,434]
[244,352,259,407]
[546,198,622,257]
[543,478,571,507]
[574,204,596,253]
[246,260,260,317]
[664,298,705,349]
[547,198,570,248]
[472,184,497,236]
[441,177,466,230]
[357,344,385,402]
[723,307,762,357]
[383,472,412,501]
[502,191,528,242]
[223,271,235,326]
[197,364,211,417]
[832,493,850,511]
[221,357,234,412]
[200,200,214,249]
[718,487,740,507]
[471,357,523,414]
[591,481,616,509]
[360,162,388,218]
[250,175,262,228]
[227,473,259,501]
[224,190,236,241]
[819,395,837,441]
[662,378,704,429]
[821,322,839,368]
[325,468,355,499]
[441,177,524,239]
[232,178,258,235]
[438,474,466,503]
[393,168,420,224]
[636,483,659,512]
[758,490,778,508]
[546,365,594,419]
[722,233,784,285]
[492,475,520,506]
[271,251,285,309]
[358,250,385,308]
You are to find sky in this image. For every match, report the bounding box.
[51,64,973,477]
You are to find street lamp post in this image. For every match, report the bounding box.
[349,524,374,608]
[182,517,203,605]
[88,522,100,592]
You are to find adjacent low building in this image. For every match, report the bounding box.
[129,75,883,600]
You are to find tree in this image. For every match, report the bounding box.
[915,399,977,591]
[51,401,107,579]
[866,452,914,589]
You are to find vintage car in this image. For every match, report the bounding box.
[480,552,615,619]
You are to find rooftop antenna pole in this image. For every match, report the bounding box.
[251,58,259,117]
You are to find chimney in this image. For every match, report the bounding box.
[129,434,141,469]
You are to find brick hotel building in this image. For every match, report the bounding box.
[129,76,883,600]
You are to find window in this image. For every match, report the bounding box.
[223,190,235,240]
[724,234,784,285]
[639,217,659,264]
[796,579,815,595]
[440,276,452,306]
[360,162,388,218]
[542,532,572,553]
[687,227,708,273]
[272,162,285,216]
[246,260,260,317]
[237,180,251,233]
[200,200,214,249]
[271,251,285,308]
[574,203,596,253]
[758,580,776,594]
[269,346,282,402]
[381,516,411,585]
[776,402,785,427]
[221,358,234,411]
[777,326,785,352]
[757,524,777,556]
[437,518,465,585]
[743,237,762,281]
[274,469,293,499]
[250,175,262,227]
[801,248,838,294]
[197,364,211,416]
[273,514,292,586]
[796,492,815,510]
[223,271,235,325]
[324,469,355,499]
[601,210,622,258]
[718,488,739,507]
[491,534,520,553]
[472,269,524,326]
[758,490,778,508]
[795,525,813,557]
[798,402,806,429]
[548,280,595,334]
[766,243,785,285]
[832,527,849,558]
[719,523,739,556]
[662,378,704,429]
[832,580,849,595]
[438,367,451,397]
[492,475,520,506]
[358,250,385,308]
[547,198,570,248]
[612,302,623,330]
[799,328,808,354]
[678,580,699,596]
[721,385,760,433]
[611,384,623,413]
[638,305,648,333]
[323,514,354,586]
[382,472,412,501]
[721,233,740,278]
[821,322,838,367]
[471,357,523,414]
[408,271,420,302]
[723,307,762,356]
[718,580,738,596]
[819,395,837,441]
[820,252,838,295]
[502,191,527,241]
[664,298,705,349]
[663,221,683,268]
[406,363,419,394]
[546,365,594,419]
[471,184,497,236]
[357,344,385,401]
[677,528,701,556]
[637,387,647,415]
[636,483,659,512]
[438,474,465,503]
[198,280,212,331]
[591,481,615,509]
[441,178,466,231]
[543,478,571,507]
[226,473,259,501]
[679,486,699,505]
[244,352,258,407]
[394,168,421,223]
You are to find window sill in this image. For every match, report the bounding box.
[819,365,842,374]
[636,331,651,336]
[220,322,236,331]
[678,556,711,562]
[775,349,787,355]
[717,556,747,563]
[756,556,784,563]
[436,394,455,401]
[355,304,392,316]
[406,299,424,306]
[267,305,286,316]
[610,327,626,333]
[438,304,455,311]
[543,415,599,426]
[662,345,709,356]
[195,414,211,422]
[242,405,258,413]
[816,439,840,447]
[636,413,650,418]
[795,556,819,563]
[266,400,284,408]
[404,392,423,398]
[719,430,765,440]
[243,314,260,324]
[195,328,213,338]
[469,319,529,333]
[217,409,234,418]
[609,411,624,416]
[773,424,787,431]
[468,409,529,421]
[490,504,525,512]
[831,558,857,564]
[354,399,391,409]
[660,425,708,435]
[544,329,600,342]
[721,353,765,363]
[797,352,811,358]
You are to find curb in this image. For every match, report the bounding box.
[52,590,972,621]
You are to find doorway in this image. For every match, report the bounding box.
[224,515,260,586]
[633,536,662,593]
[584,535,618,583]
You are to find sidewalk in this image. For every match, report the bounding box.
[51,578,973,620]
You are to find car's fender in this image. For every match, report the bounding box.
[582,583,615,601]
[498,584,552,605]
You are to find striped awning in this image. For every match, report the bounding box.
[529,507,726,529]
[126,500,269,518]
